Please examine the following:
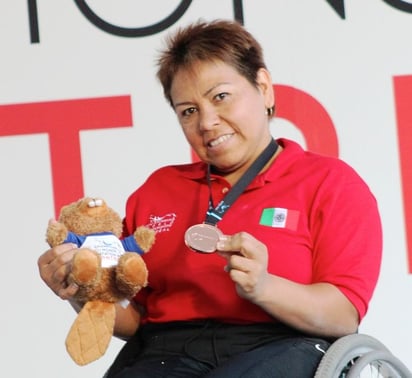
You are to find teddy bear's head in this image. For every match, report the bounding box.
[58,197,123,237]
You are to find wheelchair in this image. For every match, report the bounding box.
[315,333,412,377]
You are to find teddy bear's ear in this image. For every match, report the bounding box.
[66,301,115,365]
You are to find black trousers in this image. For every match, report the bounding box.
[104,321,333,378]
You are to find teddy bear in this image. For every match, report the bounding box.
[46,196,155,366]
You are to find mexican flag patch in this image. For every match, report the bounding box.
[259,208,299,231]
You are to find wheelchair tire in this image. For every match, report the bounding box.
[346,349,412,378]
[314,333,389,378]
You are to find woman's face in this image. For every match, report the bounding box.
[170,60,274,182]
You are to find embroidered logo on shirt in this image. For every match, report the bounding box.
[259,208,299,231]
[147,213,177,233]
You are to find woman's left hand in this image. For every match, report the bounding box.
[216,232,269,303]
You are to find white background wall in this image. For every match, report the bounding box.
[1,1,411,377]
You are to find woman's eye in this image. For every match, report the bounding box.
[215,92,228,101]
[182,107,197,117]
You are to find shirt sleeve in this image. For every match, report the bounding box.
[310,164,382,321]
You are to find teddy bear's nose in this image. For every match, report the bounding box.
[88,198,103,208]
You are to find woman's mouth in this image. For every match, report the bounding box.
[208,134,233,148]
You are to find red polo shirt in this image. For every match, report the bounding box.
[123,138,382,324]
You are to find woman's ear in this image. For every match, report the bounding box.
[256,68,275,109]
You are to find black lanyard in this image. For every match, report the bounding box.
[204,138,278,225]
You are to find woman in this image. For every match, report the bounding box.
[38,19,382,377]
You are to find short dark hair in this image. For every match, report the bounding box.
[156,19,267,106]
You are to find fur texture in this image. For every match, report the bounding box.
[46,197,155,365]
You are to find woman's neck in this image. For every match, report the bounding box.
[212,143,283,186]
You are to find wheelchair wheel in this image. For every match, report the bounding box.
[314,334,412,378]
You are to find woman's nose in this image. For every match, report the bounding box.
[198,106,219,131]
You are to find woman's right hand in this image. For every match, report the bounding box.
[38,243,142,337]
[37,243,79,300]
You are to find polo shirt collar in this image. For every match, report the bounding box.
[176,138,304,186]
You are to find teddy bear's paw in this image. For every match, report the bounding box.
[115,253,148,297]
[46,220,69,247]
[133,226,156,253]
[71,248,101,285]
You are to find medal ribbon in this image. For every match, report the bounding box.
[205,138,278,225]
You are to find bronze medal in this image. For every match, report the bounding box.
[184,223,223,253]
